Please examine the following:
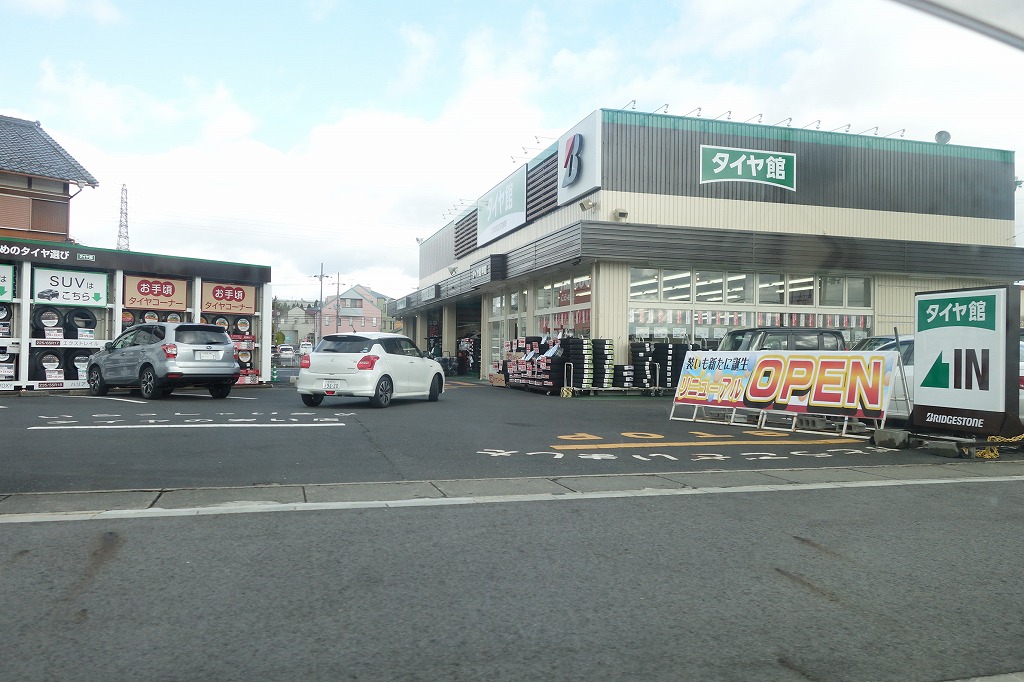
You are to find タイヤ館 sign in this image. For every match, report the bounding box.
[911,285,1021,437]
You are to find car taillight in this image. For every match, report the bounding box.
[161,343,177,359]
[357,355,379,370]
[300,354,311,369]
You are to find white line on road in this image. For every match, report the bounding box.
[59,395,148,404]
[28,423,345,430]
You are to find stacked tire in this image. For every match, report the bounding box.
[653,342,688,390]
[561,338,594,390]
[590,339,615,389]
[64,348,94,380]
[29,348,64,380]
[63,308,97,339]
[30,306,63,338]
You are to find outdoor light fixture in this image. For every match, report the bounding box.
[448,266,458,275]
[612,208,629,221]
[579,198,596,211]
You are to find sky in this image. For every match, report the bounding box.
[3,0,1024,303]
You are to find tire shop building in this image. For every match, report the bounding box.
[390,108,1024,385]
[0,115,272,391]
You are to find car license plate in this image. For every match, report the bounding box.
[323,380,340,390]
[199,351,217,360]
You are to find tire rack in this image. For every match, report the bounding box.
[561,361,665,397]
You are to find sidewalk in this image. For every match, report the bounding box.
[3,460,1024,522]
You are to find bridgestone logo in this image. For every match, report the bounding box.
[925,413,984,428]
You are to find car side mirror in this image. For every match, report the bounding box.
[104,342,113,350]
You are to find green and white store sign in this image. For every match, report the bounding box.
[911,285,1018,436]
[0,264,13,302]
[699,145,796,191]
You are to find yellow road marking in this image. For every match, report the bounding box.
[690,431,732,438]
[742,430,793,438]
[445,381,483,388]
[551,438,856,451]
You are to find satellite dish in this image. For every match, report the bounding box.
[935,130,951,144]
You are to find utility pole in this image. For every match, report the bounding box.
[312,263,328,346]
[335,275,341,333]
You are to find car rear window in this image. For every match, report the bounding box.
[318,336,374,354]
[175,326,231,345]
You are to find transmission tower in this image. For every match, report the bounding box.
[116,184,130,251]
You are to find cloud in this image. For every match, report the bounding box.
[390,25,437,93]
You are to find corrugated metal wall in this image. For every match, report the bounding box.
[419,222,454,280]
[602,111,1014,220]
[874,275,993,334]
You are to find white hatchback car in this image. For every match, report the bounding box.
[296,332,444,408]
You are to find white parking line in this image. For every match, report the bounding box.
[28,422,345,430]
[59,395,149,404]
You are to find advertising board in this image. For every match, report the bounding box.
[201,282,256,315]
[124,275,189,311]
[32,268,108,307]
[0,264,13,302]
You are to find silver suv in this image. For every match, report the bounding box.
[87,323,240,399]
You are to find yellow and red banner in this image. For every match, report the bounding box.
[673,350,899,419]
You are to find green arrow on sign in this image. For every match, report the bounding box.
[0,286,6,297]
[921,353,950,389]
[93,293,102,301]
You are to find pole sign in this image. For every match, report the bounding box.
[699,145,796,191]
[0,264,13,302]
[911,285,1020,436]
[32,267,108,307]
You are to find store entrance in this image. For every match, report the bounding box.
[455,298,482,376]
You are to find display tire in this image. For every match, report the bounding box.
[233,317,252,335]
[301,393,324,407]
[213,315,232,332]
[31,305,64,334]
[140,310,161,325]
[138,366,161,399]
[87,365,108,396]
[30,348,65,380]
[63,308,98,337]
[0,302,11,322]
[162,312,184,324]
[64,348,94,381]
[0,352,17,380]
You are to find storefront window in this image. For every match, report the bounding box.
[490,295,503,317]
[535,314,551,336]
[725,273,755,304]
[848,277,872,307]
[509,291,519,315]
[662,269,691,302]
[629,268,659,301]
[694,271,724,303]
[759,274,785,304]
[573,274,592,305]
[819,276,844,306]
[555,278,571,307]
[536,282,553,309]
[788,274,814,306]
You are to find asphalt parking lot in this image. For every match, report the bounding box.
[0,377,975,497]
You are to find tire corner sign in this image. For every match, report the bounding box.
[32,268,108,307]
[0,264,13,302]
[911,285,1021,437]
[201,281,256,315]
[124,275,188,311]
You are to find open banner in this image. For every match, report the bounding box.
[672,350,900,420]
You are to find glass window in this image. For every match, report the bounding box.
[573,275,592,305]
[726,273,755,304]
[536,283,553,309]
[372,317,378,327]
[491,295,503,317]
[793,332,818,350]
[788,274,814,306]
[398,338,421,357]
[822,334,840,350]
[819,276,844,306]
[694,271,724,303]
[555,279,571,306]
[759,274,785,304]
[761,332,788,350]
[535,314,551,336]
[509,291,519,315]
[629,268,659,301]
[662,269,691,302]
[848,277,872,307]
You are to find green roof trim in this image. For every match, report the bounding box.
[600,109,1014,163]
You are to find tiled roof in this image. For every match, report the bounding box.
[0,115,98,186]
